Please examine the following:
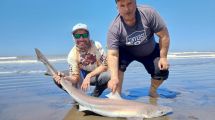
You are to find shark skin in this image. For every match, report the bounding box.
[35,48,172,119]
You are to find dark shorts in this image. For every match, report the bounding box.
[119,43,169,80]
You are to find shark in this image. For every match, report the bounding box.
[35,48,172,119]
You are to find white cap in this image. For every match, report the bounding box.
[72,23,89,34]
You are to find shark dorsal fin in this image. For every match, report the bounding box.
[106,92,122,100]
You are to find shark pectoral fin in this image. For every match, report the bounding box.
[105,92,122,100]
[44,69,52,76]
[79,105,89,111]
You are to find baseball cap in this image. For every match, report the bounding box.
[72,23,89,34]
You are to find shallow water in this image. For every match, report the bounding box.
[0,54,215,120]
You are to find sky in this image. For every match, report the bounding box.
[0,0,215,56]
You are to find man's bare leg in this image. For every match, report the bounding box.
[149,79,164,98]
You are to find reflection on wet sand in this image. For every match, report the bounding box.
[63,97,171,120]
[149,97,158,105]
[148,97,172,120]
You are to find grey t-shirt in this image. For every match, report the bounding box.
[107,5,166,57]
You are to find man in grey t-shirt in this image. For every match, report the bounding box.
[107,0,170,98]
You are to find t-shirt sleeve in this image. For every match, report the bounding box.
[146,6,166,33]
[107,21,120,50]
[94,41,107,66]
[67,47,80,75]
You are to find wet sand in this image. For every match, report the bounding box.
[0,58,215,120]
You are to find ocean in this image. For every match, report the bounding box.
[0,52,215,120]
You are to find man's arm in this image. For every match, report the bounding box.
[81,65,108,91]
[107,49,119,93]
[68,73,80,84]
[88,65,108,77]
[156,27,170,70]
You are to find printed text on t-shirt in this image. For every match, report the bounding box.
[126,30,147,46]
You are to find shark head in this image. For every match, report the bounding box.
[142,106,172,118]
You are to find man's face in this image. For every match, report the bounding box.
[117,0,136,22]
[73,29,90,50]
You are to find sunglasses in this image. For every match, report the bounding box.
[73,33,89,39]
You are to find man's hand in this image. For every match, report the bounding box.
[158,58,169,70]
[108,78,119,93]
[53,72,65,84]
[81,74,91,91]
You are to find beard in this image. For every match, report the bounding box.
[76,40,91,52]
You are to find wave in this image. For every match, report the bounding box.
[0,70,46,75]
[1,52,215,64]
[168,52,215,59]
[169,51,215,54]
[0,58,67,64]
[0,56,17,60]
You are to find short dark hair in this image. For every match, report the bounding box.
[115,0,136,3]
